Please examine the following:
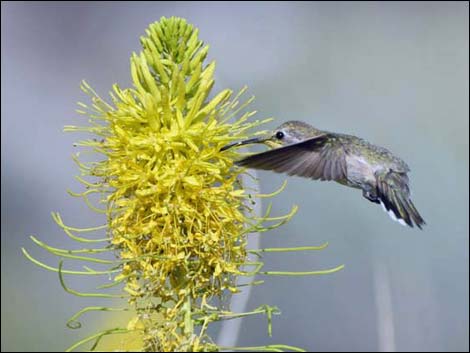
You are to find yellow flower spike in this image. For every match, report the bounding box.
[23,16,344,352]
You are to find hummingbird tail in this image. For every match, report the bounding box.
[377,175,426,229]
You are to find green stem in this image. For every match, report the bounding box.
[219,344,306,352]
[235,280,264,287]
[248,244,328,254]
[261,264,345,276]
[49,212,108,232]
[66,306,129,329]
[30,236,115,264]
[21,248,119,276]
[254,180,288,198]
[51,213,109,243]
[58,260,126,298]
[29,236,112,254]
[65,328,128,352]
[183,295,194,336]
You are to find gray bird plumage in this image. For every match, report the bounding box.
[224,120,425,229]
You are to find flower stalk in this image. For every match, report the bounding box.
[23,16,343,352]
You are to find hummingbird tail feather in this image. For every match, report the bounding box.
[379,200,408,227]
[377,175,426,229]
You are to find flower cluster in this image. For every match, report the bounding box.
[24,17,343,352]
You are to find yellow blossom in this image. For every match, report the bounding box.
[23,16,344,353]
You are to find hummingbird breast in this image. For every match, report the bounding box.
[344,154,379,189]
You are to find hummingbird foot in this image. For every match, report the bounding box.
[362,189,380,204]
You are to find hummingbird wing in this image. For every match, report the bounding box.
[235,134,347,181]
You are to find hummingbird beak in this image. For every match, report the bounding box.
[220,137,268,151]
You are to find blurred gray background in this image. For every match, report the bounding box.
[2,2,468,352]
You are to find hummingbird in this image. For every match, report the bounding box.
[222,120,425,229]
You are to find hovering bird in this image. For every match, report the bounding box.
[222,120,425,229]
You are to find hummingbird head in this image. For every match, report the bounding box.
[220,120,321,151]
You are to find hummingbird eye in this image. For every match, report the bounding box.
[275,131,285,140]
